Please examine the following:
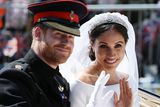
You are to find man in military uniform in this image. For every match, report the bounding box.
[0,0,88,107]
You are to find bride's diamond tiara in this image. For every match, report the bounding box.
[88,12,128,32]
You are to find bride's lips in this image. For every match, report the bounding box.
[104,58,117,64]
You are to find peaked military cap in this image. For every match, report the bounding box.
[28,0,88,36]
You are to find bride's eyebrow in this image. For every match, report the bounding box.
[115,41,124,44]
[99,42,108,45]
[99,41,124,44]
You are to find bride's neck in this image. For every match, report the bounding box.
[90,62,120,85]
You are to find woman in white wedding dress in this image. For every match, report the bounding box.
[67,12,139,107]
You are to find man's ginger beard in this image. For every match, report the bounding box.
[38,41,72,65]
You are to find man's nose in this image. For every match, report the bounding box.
[62,38,69,43]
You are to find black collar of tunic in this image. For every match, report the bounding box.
[23,49,62,80]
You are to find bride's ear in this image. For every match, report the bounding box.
[90,41,95,52]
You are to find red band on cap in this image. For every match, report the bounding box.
[34,11,79,24]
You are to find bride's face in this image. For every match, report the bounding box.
[92,29,126,70]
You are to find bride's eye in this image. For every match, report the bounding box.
[115,44,122,48]
[99,44,107,48]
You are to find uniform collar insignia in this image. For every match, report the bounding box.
[15,64,23,70]
[58,85,64,92]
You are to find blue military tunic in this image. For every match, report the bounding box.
[0,49,70,107]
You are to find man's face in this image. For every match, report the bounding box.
[39,28,74,65]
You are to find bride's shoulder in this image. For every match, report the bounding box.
[78,67,98,85]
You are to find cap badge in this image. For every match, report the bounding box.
[70,10,75,22]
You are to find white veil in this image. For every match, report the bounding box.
[60,12,139,106]
[72,12,138,84]
[60,12,139,91]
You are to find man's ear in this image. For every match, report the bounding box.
[33,26,42,40]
